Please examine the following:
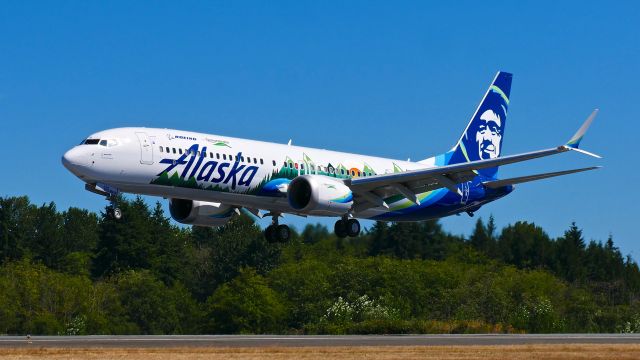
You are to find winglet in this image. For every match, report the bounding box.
[566,109,598,149]
[564,109,601,158]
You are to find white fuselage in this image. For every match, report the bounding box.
[62,127,439,219]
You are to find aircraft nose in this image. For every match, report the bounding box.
[62,147,89,175]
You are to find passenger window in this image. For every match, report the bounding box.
[301,164,304,170]
[229,155,233,161]
[341,169,345,175]
[261,159,264,165]
[216,153,220,159]
[179,149,183,154]
[272,160,276,166]
[159,146,163,153]
[166,147,170,153]
[210,152,213,158]
[254,158,258,164]
[223,154,227,160]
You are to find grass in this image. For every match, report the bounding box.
[1,345,640,360]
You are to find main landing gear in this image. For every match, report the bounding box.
[334,217,361,238]
[264,214,291,243]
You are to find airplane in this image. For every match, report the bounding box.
[62,71,601,243]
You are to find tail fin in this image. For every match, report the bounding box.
[447,71,513,178]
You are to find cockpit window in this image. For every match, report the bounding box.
[84,139,100,145]
[99,140,108,146]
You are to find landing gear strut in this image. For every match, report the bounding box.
[334,217,360,238]
[264,214,290,243]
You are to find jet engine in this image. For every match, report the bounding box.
[169,198,234,227]
[287,175,353,216]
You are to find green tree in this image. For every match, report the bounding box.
[113,270,199,334]
[184,215,281,301]
[93,197,155,278]
[0,196,37,263]
[497,221,553,270]
[205,268,285,333]
[148,202,189,285]
[555,222,586,284]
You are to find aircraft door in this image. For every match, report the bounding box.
[135,132,154,165]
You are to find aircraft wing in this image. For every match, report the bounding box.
[482,166,601,189]
[347,110,601,211]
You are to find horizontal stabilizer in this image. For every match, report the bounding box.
[483,166,601,189]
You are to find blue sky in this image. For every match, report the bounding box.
[1,1,638,257]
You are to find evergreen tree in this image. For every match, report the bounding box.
[0,196,37,263]
[555,222,587,284]
[93,197,155,278]
[148,202,189,285]
[469,218,489,252]
[497,221,553,269]
[368,221,390,256]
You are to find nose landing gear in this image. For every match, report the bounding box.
[106,195,122,220]
[334,217,361,238]
[264,213,291,243]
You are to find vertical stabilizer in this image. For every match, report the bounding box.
[447,71,513,179]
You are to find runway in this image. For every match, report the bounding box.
[1,334,640,348]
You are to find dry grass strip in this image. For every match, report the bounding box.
[1,344,640,360]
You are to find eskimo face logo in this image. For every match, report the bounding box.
[476,109,503,159]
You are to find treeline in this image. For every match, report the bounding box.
[0,195,639,335]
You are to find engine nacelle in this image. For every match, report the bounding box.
[169,198,234,227]
[287,175,353,216]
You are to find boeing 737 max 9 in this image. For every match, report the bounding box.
[62,72,601,242]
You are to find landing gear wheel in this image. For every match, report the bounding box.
[107,206,123,220]
[265,225,278,243]
[112,207,122,220]
[265,224,291,243]
[346,219,361,237]
[334,220,348,238]
[276,224,291,243]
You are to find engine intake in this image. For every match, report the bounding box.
[169,198,234,227]
[287,175,353,216]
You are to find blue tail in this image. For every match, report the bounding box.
[446,71,513,179]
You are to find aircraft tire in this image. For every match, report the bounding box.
[265,225,277,243]
[276,225,291,243]
[346,219,360,237]
[334,220,348,238]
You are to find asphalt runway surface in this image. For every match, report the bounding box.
[1,334,640,348]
